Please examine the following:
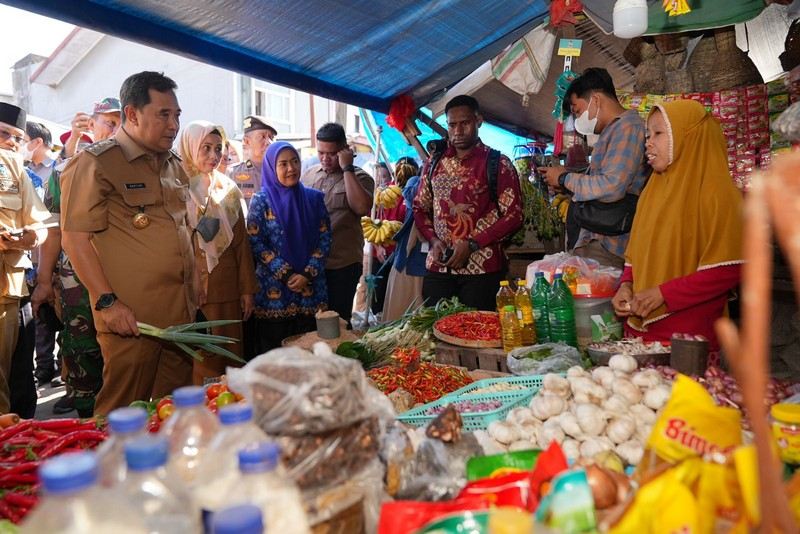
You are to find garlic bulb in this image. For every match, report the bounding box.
[629,404,657,425]
[562,439,581,461]
[612,377,642,405]
[606,417,636,444]
[575,403,607,436]
[473,429,507,455]
[558,412,584,439]
[632,369,662,389]
[530,394,566,420]
[636,423,654,442]
[539,419,566,449]
[608,354,637,374]
[488,420,519,445]
[516,421,541,443]
[643,384,671,411]
[508,406,539,426]
[580,437,612,458]
[543,373,571,399]
[616,439,644,466]
[509,440,536,452]
[567,366,590,378]
[602,394,630,416]
[591,366,616,389]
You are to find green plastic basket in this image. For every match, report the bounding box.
[397,391,532,431]
[443,375,546,399]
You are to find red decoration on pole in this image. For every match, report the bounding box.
[550,0,584,28]
[386,94,416,132]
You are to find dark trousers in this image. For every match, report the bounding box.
[325,263,362,325]
[34,312,58,373]
[10,299,36,418]
[250,315,316,355]
[422,271,507,311]
[370,259,391,314]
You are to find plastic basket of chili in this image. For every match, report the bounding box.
[442,375,546,399]
[397,391,532,431]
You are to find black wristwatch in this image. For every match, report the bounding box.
[94,292,118,311]
[558,171,569,189]
[342,164,355,173]
[467,239,480,253]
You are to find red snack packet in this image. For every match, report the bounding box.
[377,496,491,534]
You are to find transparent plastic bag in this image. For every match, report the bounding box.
[506,343,582,375]
[525,252,621,297]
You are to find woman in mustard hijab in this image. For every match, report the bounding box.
[178,121,258,382]
[611,100,743,351]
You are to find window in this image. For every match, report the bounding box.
[252,85,293,134]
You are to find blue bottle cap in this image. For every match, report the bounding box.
[108,406,148,434]
[124,435,168,471]
[173,386,205,407]
[40,452,98,494]
[212,504,263,534]
[554,273,563,279]
[238,442,280,474]
[535,271,545,277]
[218,403,253,425]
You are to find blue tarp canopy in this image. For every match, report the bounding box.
[2,0,550,114]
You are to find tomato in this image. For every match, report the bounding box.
[207,399,219,414]
[216,391,236,408]
[147,414,161,433]
[157,403,176,421]
[206,383,223,401]
[156,397,173,412]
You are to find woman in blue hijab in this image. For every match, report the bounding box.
[247,141,332,352]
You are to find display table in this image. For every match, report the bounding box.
[434,341,509,373]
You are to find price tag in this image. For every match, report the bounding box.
[557,38,583,57]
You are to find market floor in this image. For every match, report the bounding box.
[34,380,69,420]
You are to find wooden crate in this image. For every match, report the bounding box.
[434,341,509,373]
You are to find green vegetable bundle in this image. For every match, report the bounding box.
[137,321,244,363]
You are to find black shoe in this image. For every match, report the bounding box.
[52,395,75,415]
[34,368,56,385]
[50,377,65,387]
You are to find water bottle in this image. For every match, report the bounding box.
[212,504,264,534]
[532,272,552,343]
[548,273,578,347]
[495,280,515,314]
[161,386,219,485]
[123,435,200,533]
[21,452,147,533]
[500,305,523,353]
[96,406,148,487]
[514,280,537,346]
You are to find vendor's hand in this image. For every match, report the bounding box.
[31,279,55,317]
[445,240,471,270]
[70,112,91,135]
[337,148,355,170]
[241,294,255,321]
[0,231,22,251]
[197,287,208,309]
[376,245,387,263]
[541,165,567,190]
[630,286,665,319]
[100,300,139,337]
[287,273,309,293]
[429,238,447,266]
[612,283,633,317]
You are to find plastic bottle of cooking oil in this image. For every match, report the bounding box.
[496,280,515,314]
[515,280,537,346]
[500,305,522,353]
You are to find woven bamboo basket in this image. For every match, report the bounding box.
[709,27,763,91]
[688,35,719,92]
[634,42,666,94]
[663,50,693,93]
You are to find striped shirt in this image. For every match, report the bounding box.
[564,109,649,259]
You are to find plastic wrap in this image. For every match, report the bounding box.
[228,342,395,436]
[506,343,582,375]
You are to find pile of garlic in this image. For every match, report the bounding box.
[485,354,672,466]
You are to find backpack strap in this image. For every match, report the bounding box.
[425,150,446,214]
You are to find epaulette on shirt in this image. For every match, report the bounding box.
[170,149,182,161]
[83,138,118,157]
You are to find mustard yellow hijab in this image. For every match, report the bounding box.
[177,120,244,274]
[626,100,743,331]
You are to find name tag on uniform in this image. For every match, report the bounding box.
[125,183,147,190]
[239,183,255,189]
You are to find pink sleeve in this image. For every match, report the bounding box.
[659,264,741,313]
[620,264,633,285]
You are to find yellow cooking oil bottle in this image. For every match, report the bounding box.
[496,280,515,314]
[500,305,522,353]
[515,279,537,346]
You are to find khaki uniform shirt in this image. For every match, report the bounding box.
[301,164,374,270]
[0,150,50,302]
[226,160,261,207]
[60,127,196,332]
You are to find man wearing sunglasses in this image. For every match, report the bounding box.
[0,102,51,416]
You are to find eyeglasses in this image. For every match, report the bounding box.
[96,119,119,130]
[0,129,24,145]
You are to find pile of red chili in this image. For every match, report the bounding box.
[0,418,107,523]
[368,362,473,404]
[434,312,501,342]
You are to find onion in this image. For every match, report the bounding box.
[585,465,618,510]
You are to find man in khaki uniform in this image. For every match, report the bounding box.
[301,122,373,325]
[0,102,51,413]
[60,71,195,415]
[226,115,276,207]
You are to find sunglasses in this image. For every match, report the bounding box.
[0,129,24,145]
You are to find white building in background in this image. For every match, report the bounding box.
[12,27,365,153]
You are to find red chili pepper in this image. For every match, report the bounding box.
[0,462,38,476]
[0,421,34,443]
[0,498,21,523]
[3,492,37,508]
[0,473,37,486]
[39,430,106,459]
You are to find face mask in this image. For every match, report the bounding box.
[574,96,599,136]
[19,144,33,162]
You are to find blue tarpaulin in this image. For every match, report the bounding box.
[2,0,550,114]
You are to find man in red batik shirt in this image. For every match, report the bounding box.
[413,95,523,310]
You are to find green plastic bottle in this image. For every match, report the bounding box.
[548,273,577,347]
[531,272,551,343]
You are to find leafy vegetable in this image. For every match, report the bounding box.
[137,321,244,363]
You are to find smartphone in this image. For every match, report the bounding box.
[440,247,454,264]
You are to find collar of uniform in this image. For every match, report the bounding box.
[116,126,174,164]
[444,138,487,161]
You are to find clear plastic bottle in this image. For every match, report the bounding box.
[123,435,200,533]
[532,272,552,343]
[548,273,578,347]
[500,305,522,353]
[161,386,219,485]
[21,452,147,533]
[514,279,537,346]
[496,280,515,314]
[212,504,264,534]
[95,406,148,487]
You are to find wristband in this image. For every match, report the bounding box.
[558,171,569,189]
[342,164,355,173]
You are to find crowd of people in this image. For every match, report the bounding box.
[0,65,743,418]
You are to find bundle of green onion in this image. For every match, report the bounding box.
[137,320,244,363]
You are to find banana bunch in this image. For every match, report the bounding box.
[361,216,403,246]
[375,185,403,209]
[552,194,571,223]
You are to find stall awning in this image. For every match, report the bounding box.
[1,0,549,113]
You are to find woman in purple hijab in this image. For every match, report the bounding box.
[247,141,332,352]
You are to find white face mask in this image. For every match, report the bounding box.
[19,144,34,162]
[574,96,599,136]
